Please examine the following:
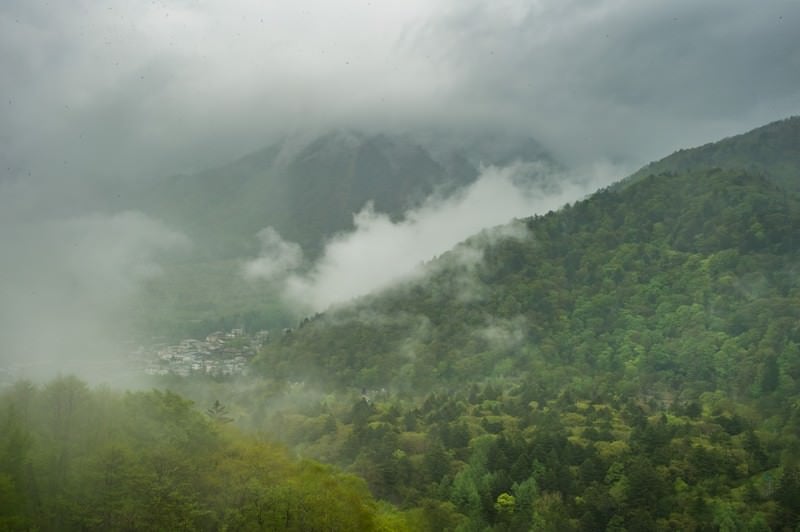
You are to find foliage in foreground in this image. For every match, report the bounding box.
[0,376,410,531]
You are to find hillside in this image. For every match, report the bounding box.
[242,162,800,529]
[258,167,800,391]
[0,377,413,530]
[624,116,800,193]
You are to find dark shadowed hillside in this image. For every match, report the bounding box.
[125,129,560,340]
[133,129,559,258]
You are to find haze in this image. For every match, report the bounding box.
[1,0,799,378]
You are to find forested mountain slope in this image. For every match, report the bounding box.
[248,166,800,530]
[624,116,800,194]
[259,167,800,393]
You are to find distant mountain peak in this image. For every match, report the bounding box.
[128,127,561,259]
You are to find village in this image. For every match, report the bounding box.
[0,328,273,388]
[138,328,270,378]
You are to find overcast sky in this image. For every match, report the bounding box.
[2,0,798,184]
[1,0,798,375]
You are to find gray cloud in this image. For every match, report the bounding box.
[242,227,303,282]
[2,0,798,380]
[0,0,446,181]
[416,0,800,163]
[2,0,798,185]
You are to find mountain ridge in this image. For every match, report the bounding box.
[256,166,800,389]
[216,119,800,530]
[136,116,800,529]
[132,128,561,258]
[622,116,800,194]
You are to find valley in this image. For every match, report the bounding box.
[4,2,799,528]
[9,117,798,530]
[2,31,799,528]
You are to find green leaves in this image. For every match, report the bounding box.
[242,160,800,530]
[0,379,410,531]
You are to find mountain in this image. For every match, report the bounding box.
[258,167,800,390]
[135,129,560,258]
[623,116,800,193]
[126,129,560,341]
[238,120,800,529]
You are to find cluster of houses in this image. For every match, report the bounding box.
[140,328,269,378]
[0,329,274,386]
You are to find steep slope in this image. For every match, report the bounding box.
[280,131,463,252]
[140,142,289,256]
[624,116,800,193]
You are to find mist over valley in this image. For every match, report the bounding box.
[2,1,800,529]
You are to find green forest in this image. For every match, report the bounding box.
[3,118,800,530]
[240,165,800,530]
[0,377,413,530]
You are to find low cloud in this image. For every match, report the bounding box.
[3,0,798,185]
[242,227,303,282]
[260,161,618,312]
[477,315,529,353]
[0,210,188,381]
